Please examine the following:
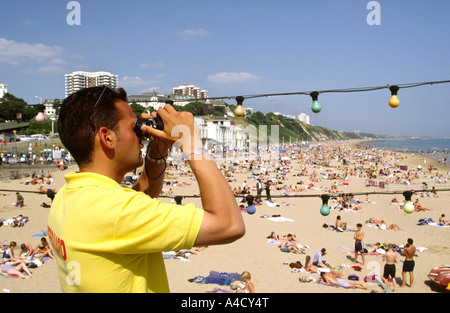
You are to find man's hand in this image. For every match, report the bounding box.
[141,103,202,154]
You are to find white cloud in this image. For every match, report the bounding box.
[207,72,262,84]
[178,28,210,38]
[120,76,151,86]
[139,87,161,93]
[139,62,166,69]
[0,38,65,65]
[119,76,162,91]
[38,64,65,73]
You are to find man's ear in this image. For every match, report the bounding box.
[98,126,115,150]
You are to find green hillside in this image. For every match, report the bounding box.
[239,111,395,142]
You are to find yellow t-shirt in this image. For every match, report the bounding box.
[47,172,204,293]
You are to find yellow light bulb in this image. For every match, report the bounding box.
[389,85,400,108]
[403,201,414,214]
[389,95,400,108]
[235,104,244,117]
[234,96,245,117]
[403,190,414,214]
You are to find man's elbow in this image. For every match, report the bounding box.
[230,224,246,242]
[218,223,246,245]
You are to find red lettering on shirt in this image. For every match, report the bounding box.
[47,225,67,261]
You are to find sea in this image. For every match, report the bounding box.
[360,138,450,167]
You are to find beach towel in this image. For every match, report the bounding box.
[205,287,234,293]
[267,238,281,245]
[337,246,382,256]
[32,230,48,237]
[265,216,295,222]
[316,280,355,289]
[209,271,242,281]
[265,200,280,207]
[1,274,19,279]
[190,271,242,286]
[417,218,434,225]
[323,225,354,232]
[418,220,450,228]
[162,251,190,261]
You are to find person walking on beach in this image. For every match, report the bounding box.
[401,238,416,288]
[47,86,245,293]
[265,180,272,201]
[255,179,263,203]
[353,223,365,265]
[382,243,398,291]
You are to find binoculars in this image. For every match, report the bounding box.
[133,100,173,137]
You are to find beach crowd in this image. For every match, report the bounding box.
[1,140,449,293]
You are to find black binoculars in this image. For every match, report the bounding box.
[133,100,173,137]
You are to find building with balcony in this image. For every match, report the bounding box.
[65,71,118,97]
[173,84,208,101]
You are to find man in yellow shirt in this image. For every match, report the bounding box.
[48,86,245,292]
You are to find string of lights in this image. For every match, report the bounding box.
[4,187,448,198]
[168,79,450,116]
[4,187,447,217]
[159,187,450,216]
[156,187,450,199]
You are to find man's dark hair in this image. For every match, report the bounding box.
[58,86,127,165]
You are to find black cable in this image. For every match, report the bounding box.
[144,138,167,180]
[156,187,450,200]
[166,79,450,103]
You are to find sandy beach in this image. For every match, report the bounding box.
[1,141,449,294]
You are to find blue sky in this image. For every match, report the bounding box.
[1,0,449,137]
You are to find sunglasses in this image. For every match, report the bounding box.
[89,86,117,131]
[92,85,112,113]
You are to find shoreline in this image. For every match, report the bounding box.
[1,141,449,293]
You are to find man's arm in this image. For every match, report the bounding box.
[188,151,245,246]
[142,104,245,246]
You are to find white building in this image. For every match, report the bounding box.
[127,92,168,110]
[298,113,310,125]
[42,99,57,118]
[173,84,208,101]
[65,71,118,97]
[0,83,7,99]
[195,118,248,151]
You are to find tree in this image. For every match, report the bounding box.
[130,102,148,116]
[21,106,39,121]
[0,93,28,121]
[25,118,54,135]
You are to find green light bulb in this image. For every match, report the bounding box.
[320,204,330,216]
[310,91,321,113]
[320,194,330,216]
[311,100,321,113]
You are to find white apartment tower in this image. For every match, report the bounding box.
[65,71,118,97]
[0,83,7,99]
[298,113,310,125]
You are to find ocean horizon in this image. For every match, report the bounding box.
[360,137,449,167]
